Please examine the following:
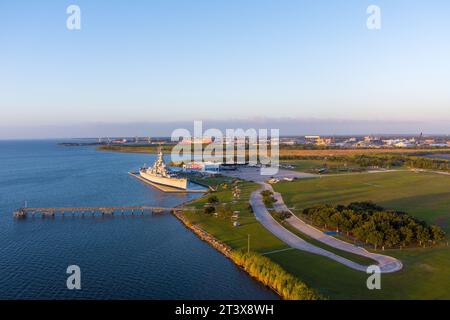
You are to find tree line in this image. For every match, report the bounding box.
[351,154,450,171]
[301,202,445,249]
[280,154,450,172]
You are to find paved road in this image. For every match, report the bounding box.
[414,169,450,176]
[250,183,403,273]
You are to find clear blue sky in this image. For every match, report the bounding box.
[1,1,449,137]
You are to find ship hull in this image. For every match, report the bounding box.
[139,171,188,190]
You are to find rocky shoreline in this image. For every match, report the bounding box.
[172,209,233,259]
[171,209,289,299]
[171,209,324,300]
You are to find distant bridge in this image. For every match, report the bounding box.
[13,206,197,218]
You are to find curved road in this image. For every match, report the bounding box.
[251,183,403,273]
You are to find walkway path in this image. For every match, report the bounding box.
[250,183,403,273]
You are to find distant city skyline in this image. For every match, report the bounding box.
[1,118,449,140]
[1,0,449,138]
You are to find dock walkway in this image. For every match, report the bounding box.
[13,206,191,218]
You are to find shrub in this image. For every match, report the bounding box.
[231,251,324,300]
[261,190,277,207]
[207,195,219,204]
[204,206,215,215]
[274,211,292,221]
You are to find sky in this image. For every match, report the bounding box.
[1,0,450,138]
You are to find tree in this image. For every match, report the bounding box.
[261,190,276,207]
[383,227,400,248]
[341,209,355,224]
[400,226,414,246]
[430,225,445,243]
[204,206,215,215]
[330,211,344,232]
[274,211,292,221]
[366,230,383,250]
[207,195,219,204]
[301,201,443,249]
[416,226,430,247]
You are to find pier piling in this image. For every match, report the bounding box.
[13,206,182,219]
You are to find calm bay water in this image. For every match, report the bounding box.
[0,140,276,299]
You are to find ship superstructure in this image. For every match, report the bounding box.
[139,150,188,190]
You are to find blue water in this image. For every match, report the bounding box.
[0,140,276,300]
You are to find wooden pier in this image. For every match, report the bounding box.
[13,206,178,218]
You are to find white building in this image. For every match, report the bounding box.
[183,161,221,174]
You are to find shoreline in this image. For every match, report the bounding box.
[172,209,232,259]
[171,208,283,299]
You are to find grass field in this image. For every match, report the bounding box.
[268,245,450,299]
[182,171,450,299]
[281,159,363,174]
[274,171,450,232]
[270,171,450,299]
[183,178,287,253]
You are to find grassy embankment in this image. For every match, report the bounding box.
[181,175,324,299]
[272,171,450,299]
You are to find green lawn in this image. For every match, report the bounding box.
[281,159,363,174]
[274,171,450,231]
[268,245,450,300]
[182,171,450,299]
[186,174,235,191]
[271,171,450,299]
[184,179,287,253]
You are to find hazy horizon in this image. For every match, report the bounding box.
[1,118,449,140]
